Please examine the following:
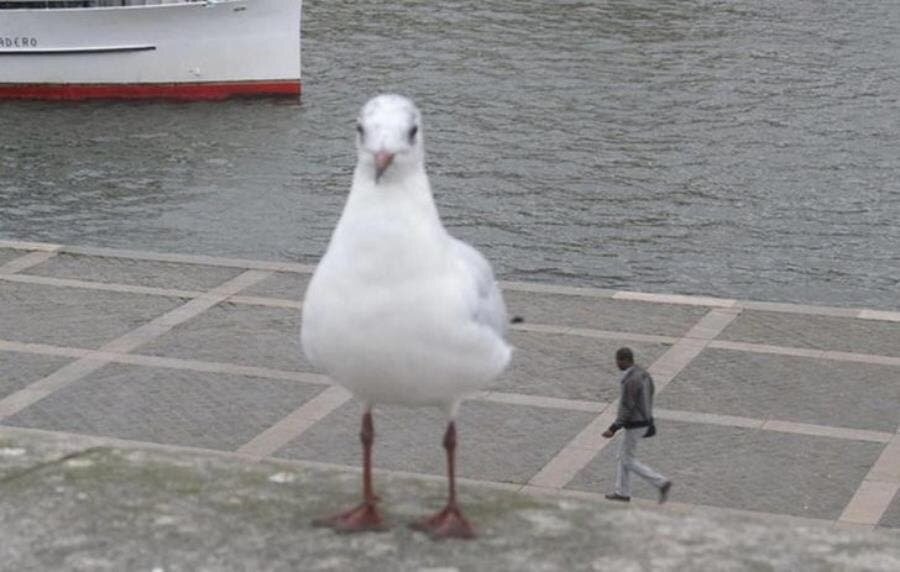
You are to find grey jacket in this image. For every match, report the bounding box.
[610,365,655,432]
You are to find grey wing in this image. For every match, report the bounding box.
[451,238,508,337]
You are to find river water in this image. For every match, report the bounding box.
[1,0,898,309]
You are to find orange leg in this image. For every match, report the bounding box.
[411,421,475,539]
[313,410,387,532]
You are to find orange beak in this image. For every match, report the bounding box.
[374,151,394,181]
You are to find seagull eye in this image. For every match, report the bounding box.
[356,124,364,137]
[408,125,418,143]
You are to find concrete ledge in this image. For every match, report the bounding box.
[2,429,899,571]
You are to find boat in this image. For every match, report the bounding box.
[0,0,301,100]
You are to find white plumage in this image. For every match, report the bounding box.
[301,94,512,539]
[301,94,511,416]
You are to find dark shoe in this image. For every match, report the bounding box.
[659,481,672,504]
[604,493,631,502]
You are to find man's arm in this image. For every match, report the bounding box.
[603,373,640,437]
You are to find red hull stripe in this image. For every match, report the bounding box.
[0,80,301,101]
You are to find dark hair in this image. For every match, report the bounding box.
[616,347,634,363]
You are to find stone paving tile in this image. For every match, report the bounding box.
[0,351,74,401]
[504,290,708,336]
[1,363,323,451]
[5,247,900,528]
[138,302,306,371]
[23,253,243,292]
[879,488,900,529]
[0,249,21,267]
[719,310,900,358]
[276,399,596,484]
[496,331,670,402]
[240,272,310,301]
[567,420,885,520]
[660,349,900,433]
[0,281,183,349]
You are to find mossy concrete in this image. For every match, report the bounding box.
[1,430,899,571]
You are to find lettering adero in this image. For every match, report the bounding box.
[1,37,39,48]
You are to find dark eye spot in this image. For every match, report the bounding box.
[408,125,418,143]
[356,123,364,137]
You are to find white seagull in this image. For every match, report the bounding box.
[301,94,512,539]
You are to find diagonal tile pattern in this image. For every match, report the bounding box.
[568,420,885,520]
[0,240,898,530]
[24,252,244,291]
[719,310,900,358]
[276,399,598,484]
[877,488,900,529]
[2,364,325,451]
[660,349,900,432]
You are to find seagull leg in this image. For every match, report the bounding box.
[411,421,475,539]
[313,409,387,532]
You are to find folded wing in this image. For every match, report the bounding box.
[450,237,508,339]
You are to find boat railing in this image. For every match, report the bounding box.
[0,0,207,8]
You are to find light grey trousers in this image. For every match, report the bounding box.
[615,428,668,497]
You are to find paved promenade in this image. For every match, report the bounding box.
[1,239,899,535]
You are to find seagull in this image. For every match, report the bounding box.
[301,94,512,539]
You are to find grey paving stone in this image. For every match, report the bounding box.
[2,363,323,451]
[24,253,243,291]
[0,281,183,349]
[138,302,306,371]
[276,399,595,484]
[504,290,708,336]
[241,271,310,300]
[0,249,22,267]
[567,420,885,520]
[720,310,900,358]
[879,488,900,529]
[0,351,74,400]
[661,348,900,433]
[496,331,671,402]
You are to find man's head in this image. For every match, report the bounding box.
[615,347,634,371]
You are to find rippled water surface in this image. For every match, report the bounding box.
[2,0,898,308]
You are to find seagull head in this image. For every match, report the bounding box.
[356,94,424,183]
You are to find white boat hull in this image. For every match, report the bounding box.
[0,0,301,99]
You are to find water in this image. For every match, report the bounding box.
[1,0,898,309]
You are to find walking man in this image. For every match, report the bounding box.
[602,347,672,503]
